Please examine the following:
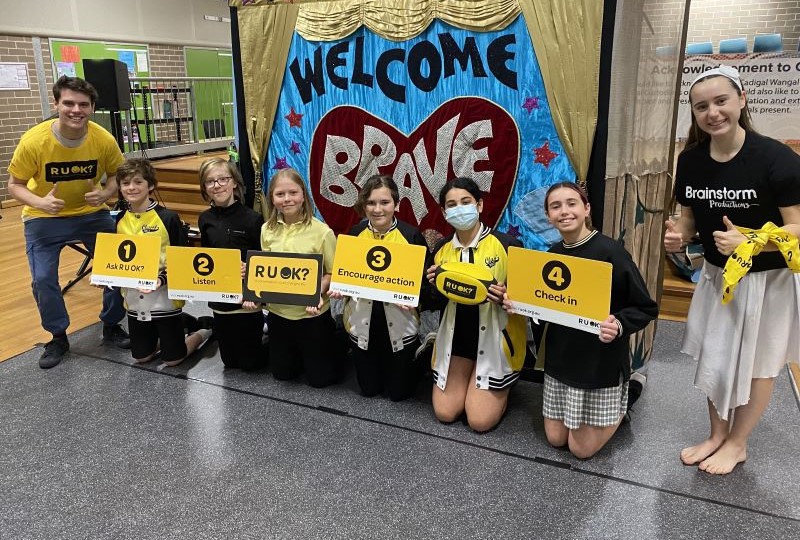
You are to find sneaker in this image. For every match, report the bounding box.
[415,332,437,359]
[39,337,69,369]
[102,324,131,349]
[197,316,215,335]
[627,371,647,412]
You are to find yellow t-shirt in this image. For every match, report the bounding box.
[260,216,336,320]
[8,120,125,218]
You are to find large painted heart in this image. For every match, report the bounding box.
[308,97,520,238]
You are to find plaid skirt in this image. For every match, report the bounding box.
[543,374,628,430]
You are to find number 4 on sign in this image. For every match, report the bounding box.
[548,266,565,287]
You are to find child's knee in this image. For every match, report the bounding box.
[544,420,569,448]
[568,438,601,459]
[467,414,501,433]
[433,402,463,424]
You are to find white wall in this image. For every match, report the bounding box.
[0,0,232,47]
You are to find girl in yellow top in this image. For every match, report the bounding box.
[260,168,339,387]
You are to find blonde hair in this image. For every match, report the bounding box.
[264,168,314,229]
[198,158,245,204]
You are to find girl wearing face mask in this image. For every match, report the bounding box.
[425,177,527,432]
[329,175,430,401]
[198,158,265,371]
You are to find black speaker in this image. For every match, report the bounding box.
[82,59,131,111]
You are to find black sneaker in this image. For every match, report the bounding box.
[627,371,646,411]
[39,337,69,369]
[102,324,131,349]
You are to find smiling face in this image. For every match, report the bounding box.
[545,187,591,242]
[364,186,397,232]
[120,174,153,211]
[55,88,94,138]
[689,76,746,140]
[204,164,236,207]
[271,174,305,224]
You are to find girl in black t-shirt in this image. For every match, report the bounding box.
[506,182,656,458]
[665,65,800,475]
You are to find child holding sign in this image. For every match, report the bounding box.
[198,158,265,371]
[329,175,429,401]
[259,168,339,388]
[116,159,211,366]
[426,177,527,432]
[511,182,657,458]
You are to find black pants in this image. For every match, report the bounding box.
[352,303,422,401]
[213,310,266,371]
[267,311,340,388]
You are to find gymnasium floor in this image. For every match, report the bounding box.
[1,318,798,539]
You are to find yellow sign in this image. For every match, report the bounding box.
[244,251,322,306]
[90,232,160,289]
[329,234,427,307]
[506,246,612,334]
[166,246,244,303]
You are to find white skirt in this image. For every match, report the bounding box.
[682,262,800,420]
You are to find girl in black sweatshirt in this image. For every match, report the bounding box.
[507,182,657,458]
[198,158,265,370]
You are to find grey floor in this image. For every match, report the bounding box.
[1,316,799,540]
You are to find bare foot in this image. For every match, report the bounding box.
[698,441,746,475]
[680,437,725,465]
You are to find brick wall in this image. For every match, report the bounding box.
[0,36,53,205]
[136,44,191,148]
[687,0,800,50]
[647,0,800,52]
[0,42,193,204]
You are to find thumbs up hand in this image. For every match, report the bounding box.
[84,179,108,207]
[39,183,65,214]
[712,215,746,256]
[663,220,684,253]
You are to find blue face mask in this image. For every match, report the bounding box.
[445,203,480,231]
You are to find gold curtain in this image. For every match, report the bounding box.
[237,4,299,214]
[518,1,601,184]
[233,0,601,196]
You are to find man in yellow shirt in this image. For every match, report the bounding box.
[8,76,130,369]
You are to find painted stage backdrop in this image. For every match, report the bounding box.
[263,15,575,250]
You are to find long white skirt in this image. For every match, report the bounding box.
[682,263,800,420]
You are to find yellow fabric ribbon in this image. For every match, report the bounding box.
[722,222,800,304]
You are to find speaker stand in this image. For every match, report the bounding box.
[109,111,124,152]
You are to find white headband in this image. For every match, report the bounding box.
[689,65,743,92]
